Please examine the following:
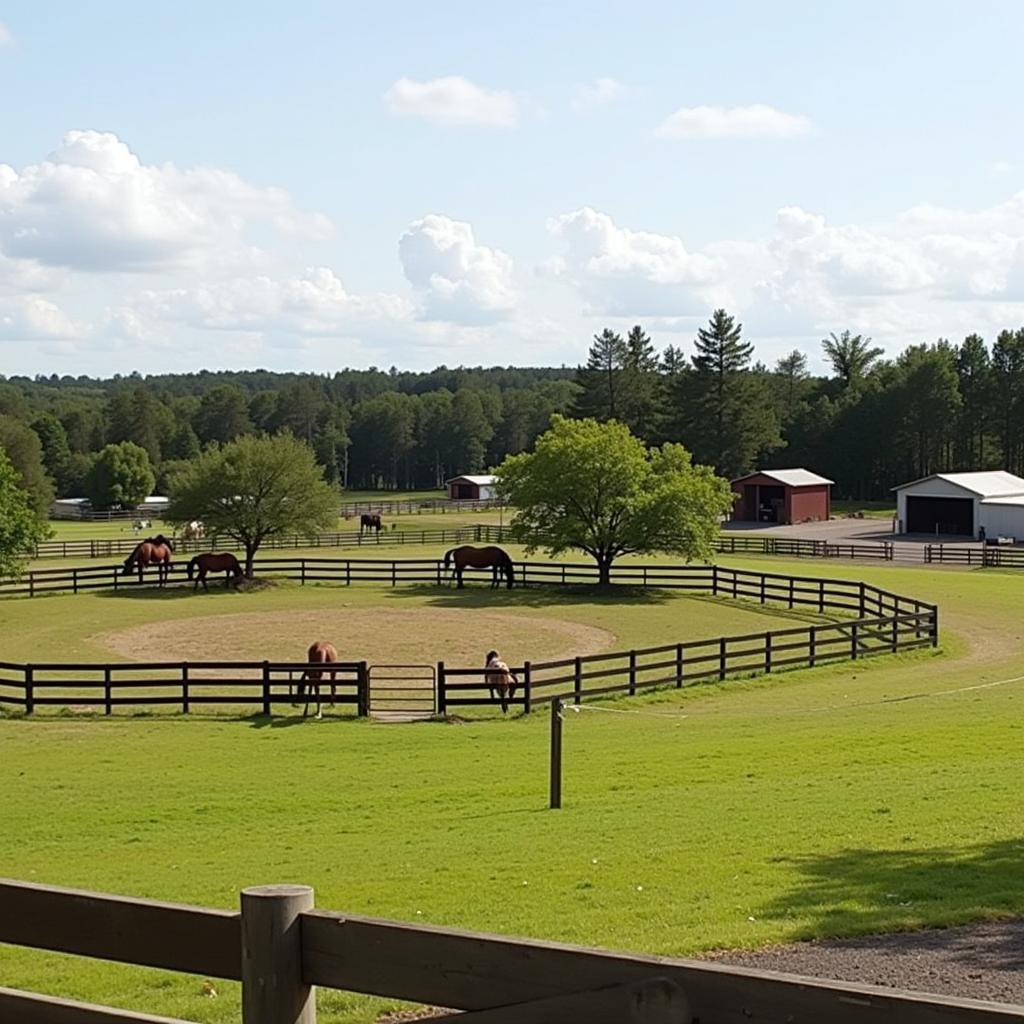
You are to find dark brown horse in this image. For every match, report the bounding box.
[485,650,518,714]
[187,552,243,590]
[298,640,338,718]
[443,545,514,589]
[360,513,382,534]
[122,536,174,586]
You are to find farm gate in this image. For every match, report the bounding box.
[367,663,436,721]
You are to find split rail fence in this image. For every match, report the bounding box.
[0,561,937,716]
[924,543,1024,567]
[0,877,1019,1023]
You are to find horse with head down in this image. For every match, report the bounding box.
[443,545,514,589]
[122,535,174,586]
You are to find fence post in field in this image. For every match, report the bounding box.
[24,664,34,715]
[436,661,446,715]
[675,643,684,688]
[809,627,817,668]
[818,579,825,613]
[859,582,867,618]
[628,650,637,696]
[891,615,899,654]
[357,662,370,717]
[549,698,563,810]
[72,567,79,595]
[932,607,939,647]
[718,638,727,681]
[240,883,316,1024]
[522,661,532,714]
[759,574,766,604]
[712,564,719,596]
[299,561,306,586]
[104,666,112,715]
[261,662,271,716]
[28,570,35,598]
[181,663,190,714]
[851,622,859,661]
[573,656,582,705]
[765,632,773,673]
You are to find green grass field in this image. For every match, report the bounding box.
[1,555,1023,1022]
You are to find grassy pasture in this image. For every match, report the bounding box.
[1,557,1023,1022]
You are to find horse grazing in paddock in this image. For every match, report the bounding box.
[122,536,174,586]
[298,640,339,719]
[485,650,518,714]
[181,520,206,541]
[187,552,243,590]
[443,545,514,589]
[360,513,382,534]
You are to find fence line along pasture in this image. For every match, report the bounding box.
[0,561,937,716]
[1,877,1019,1024]
[924,543,1024,567]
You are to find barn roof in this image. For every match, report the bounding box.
[446,475,497,486]
[732,468,834,488]
[980,493,1024,507]
[893,471,1024,497]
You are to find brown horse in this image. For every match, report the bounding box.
[298,641,338,718]
[443,545,514,589]
[122,536,174,586]
[485,650,518,714]
[187,552,243,590]
[360,513,382,534]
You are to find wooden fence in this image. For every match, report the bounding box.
[338,496,503,516]
[0,563,937,717]
[925,543,1024,567]
[0,659,368,716]
[0,877,1019,1023]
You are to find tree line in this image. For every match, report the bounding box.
[2,311,1024,513]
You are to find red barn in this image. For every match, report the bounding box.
[731,468,833,525]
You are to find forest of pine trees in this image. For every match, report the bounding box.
[3,312,1024,511]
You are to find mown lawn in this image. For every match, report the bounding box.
[1,557,1023,1022]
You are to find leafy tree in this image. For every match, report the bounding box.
[670,310,782,477]
[0,449,51,579]
[822,330,884,387]
[497,416,733,584]
[194,384,253,445]
[84,442,156,509]
[106,384,173,464]
[572,329,627,421]
[0,414,55,514]
[166,434,338,577]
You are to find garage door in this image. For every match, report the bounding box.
[906,495,973,535]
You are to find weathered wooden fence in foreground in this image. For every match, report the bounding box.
[1,877,1019,1023]
[0,563,937,716]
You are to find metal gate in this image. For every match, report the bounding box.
[368,664,436,722]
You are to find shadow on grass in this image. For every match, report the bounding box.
[382,583,673,608]
[758,839,1024,951]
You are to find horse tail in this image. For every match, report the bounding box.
[187,556,196,580]
[501,549,514,587]
[443,548,454,570]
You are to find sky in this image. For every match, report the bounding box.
[2,1,1024,377]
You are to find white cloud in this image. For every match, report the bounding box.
[0,295,83,340]
[399,214,516,322]
[0,130,333,272]
[0,23,12,46]
[655,103,811,140]
[571,77,626,112]
[992,160,1012,176]
[384,76,519,127]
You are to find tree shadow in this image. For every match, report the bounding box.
[382,584,673,609]
[756,839,1024,967]
[94,583,240,601]
[246,712,364,729]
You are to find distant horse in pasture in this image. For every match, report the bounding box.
[296,640,338,719]
[181,520,206,541]
[130,518,152,536]
[484,650,518,714]
[360,513,382,534]
[122,536,174,586]
[187,552,243,590]
[443,545,514,589]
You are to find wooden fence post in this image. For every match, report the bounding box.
[549,699,563,810]
[712,564,719,596]
[788,577,795,609]
[628,650,637,696]
[104,666,112,715]
[24,665,33,715]
[859,582,866,618]
[182,663,190,714]
[573,656,582,705]
[436,661,446,715]
[522,661,532,714]
[718,638,727,681]
[764,632,772,674]
[818,579,825,613]
[675,643,684,688]
[931,607,939,647]
[808,627,817,668]
[851,622,859,661]
[240,884,316,1024]
[262,662,271,716]
[891,615,899,654]
[358,662,370,717]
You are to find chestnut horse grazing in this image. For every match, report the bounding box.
[299,640,338,719]
[485,650,518,714]
[443,545,514,589]
[122,536,174,586]
[187,552,243,590]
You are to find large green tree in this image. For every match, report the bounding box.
[822,330,885,387]
[194,384,253,446]
[0,450,51,579]
[84,442,156,509]
[497,416,733,584]
[0,414,56,515]
[166,434,338,577]
[572,328,627,421]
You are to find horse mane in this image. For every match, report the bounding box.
[486,650,498,664]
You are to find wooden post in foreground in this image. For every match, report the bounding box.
[549,698,563,810]
[241,883,316,1024]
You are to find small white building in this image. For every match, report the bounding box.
[893,471,1024,539]
[446,475,498,501]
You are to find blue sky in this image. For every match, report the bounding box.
[1,1,1023,376]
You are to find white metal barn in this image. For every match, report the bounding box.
[893,471,1024,538]
[446,475,498,501]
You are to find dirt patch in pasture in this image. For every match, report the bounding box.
[92,607,615,668]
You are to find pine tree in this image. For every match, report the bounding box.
[954,334,992,469]
[619,324,660,441]
[572,329,627,421]
[822,330,884,387]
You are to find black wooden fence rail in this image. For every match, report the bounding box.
[925,543,1024,567]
